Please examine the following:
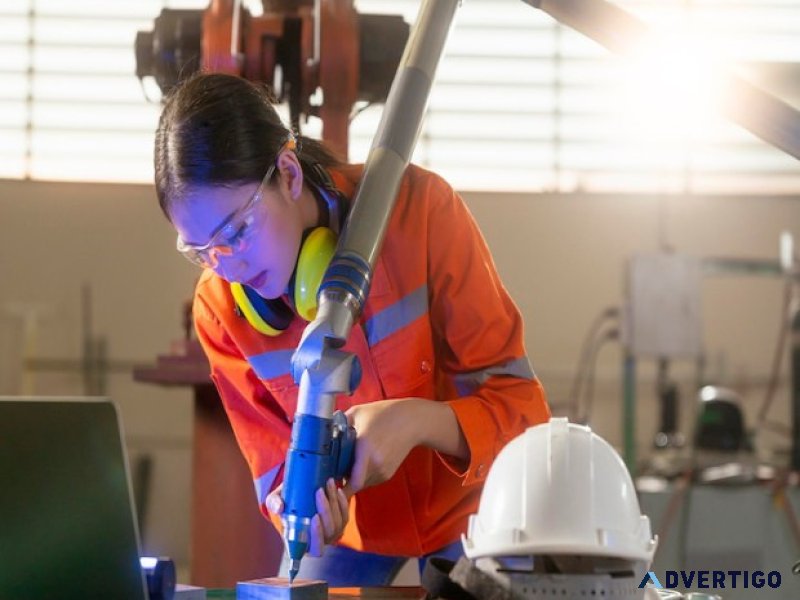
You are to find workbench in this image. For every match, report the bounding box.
[206,587,425,599]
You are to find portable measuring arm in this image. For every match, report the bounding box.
[280,0,461,583]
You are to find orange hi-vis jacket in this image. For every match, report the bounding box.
[193,163,550,557]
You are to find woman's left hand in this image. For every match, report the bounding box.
[265,479,350,557]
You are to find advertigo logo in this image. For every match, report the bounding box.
[639,570,782,590]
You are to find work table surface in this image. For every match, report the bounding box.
[208,587,426,599]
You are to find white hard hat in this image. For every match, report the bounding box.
[462,417,657,563]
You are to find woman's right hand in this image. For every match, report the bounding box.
[265,478,351,557]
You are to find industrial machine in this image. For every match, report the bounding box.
[137,0,800,585]
[694,386,749,454]
[135,0,408,157]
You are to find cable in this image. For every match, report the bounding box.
[138,78,160,104]
[579,327,619,425]
[566,306,619,421]
[349,101,374,123]
[653,468,693,560]
[756,278,795,426]
[773,473,800,552]
[762,419,792,438]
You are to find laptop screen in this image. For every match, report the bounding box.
[0,397,148,600]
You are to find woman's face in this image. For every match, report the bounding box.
[169,162,306,300]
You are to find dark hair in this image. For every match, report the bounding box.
[154,72,343,219]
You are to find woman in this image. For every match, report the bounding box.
[154,72,549,585]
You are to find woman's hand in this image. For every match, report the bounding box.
[265,479,350,557]
[343,398,468,495]
[342,399,420,494]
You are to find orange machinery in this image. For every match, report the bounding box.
[135,0,408,158]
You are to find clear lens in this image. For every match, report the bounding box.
[173,147,285,269]
[176,208,259,268]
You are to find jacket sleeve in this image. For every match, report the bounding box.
[193,290,291,528]
[425,175,550,487]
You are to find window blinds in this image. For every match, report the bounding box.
[1,0,798,193]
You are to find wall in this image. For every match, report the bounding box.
[0,179,198,568]
[1,178,797,572]
[466,190,799,455]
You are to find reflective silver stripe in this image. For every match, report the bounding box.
[248,348,294,380]
[364,284,428,347]
[254,463,282,506]
[452,356,536,397]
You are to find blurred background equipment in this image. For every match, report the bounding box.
[694,385,749,454]
[556,232,799,486]
[140,556,177,600]
[135,0,409,157]
[622,252,704,473]
[690,385,760,485]
[564,305,620,426]
[619,235,800,475]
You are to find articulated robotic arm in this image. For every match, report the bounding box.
[282,0,461,581]
[135,0,408,157]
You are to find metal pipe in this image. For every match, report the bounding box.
[623,353,637,473]
[791,305,800,471]
[339,0,459,270]
[291,0,459,367]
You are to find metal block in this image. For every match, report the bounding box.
[236,578,327,600]
[175,583,207,600]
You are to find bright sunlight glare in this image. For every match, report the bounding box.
[616,30,728,149]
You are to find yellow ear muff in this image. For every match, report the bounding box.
[294,227,337,321]
[230,281,287,336]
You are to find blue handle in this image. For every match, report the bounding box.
[282,410,356,519]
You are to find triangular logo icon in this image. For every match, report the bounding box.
[638,571,663,589]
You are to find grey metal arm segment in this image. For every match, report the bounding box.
[291,0,460,389]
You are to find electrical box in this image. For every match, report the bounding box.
[624,253,703,358]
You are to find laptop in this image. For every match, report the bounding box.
[0,397,148,600]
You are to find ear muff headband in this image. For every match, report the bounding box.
[294,226,337,321]
[230,281,293,336]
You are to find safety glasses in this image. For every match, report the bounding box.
[176,162,277,269]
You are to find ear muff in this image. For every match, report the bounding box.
[231,155,345,336]
[231,226,337,334]
[294,226,337,321]
[230,281,294,336]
